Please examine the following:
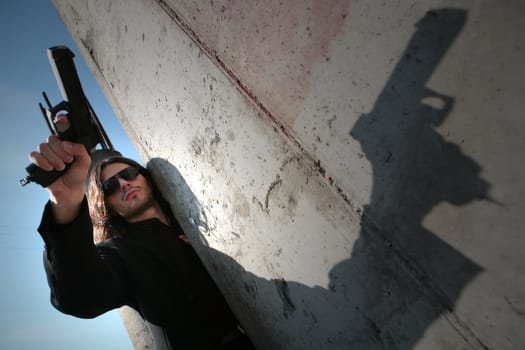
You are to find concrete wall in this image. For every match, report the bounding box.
[52,0,524,349]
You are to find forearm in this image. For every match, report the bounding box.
[48,186,85,224]
[43,248,127,318]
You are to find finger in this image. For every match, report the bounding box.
[61,141,90,168]
[28,151,53,171]
[47,135,74,163]
[37,141,67,171]
[53,114,70,132]
[178,234,190,244]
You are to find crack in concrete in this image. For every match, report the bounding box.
[264,175,282,212]
[154,0,362,218]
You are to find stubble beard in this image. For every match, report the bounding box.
[122,191,156,221]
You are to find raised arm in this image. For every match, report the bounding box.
[30,134,131,317]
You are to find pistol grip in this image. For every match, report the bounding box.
[22,162,72,188]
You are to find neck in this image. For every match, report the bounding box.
[125,200,169,225]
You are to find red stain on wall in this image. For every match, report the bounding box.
[181,0,350,130]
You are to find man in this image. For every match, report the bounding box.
[30,134,254,349]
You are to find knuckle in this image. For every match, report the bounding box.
[46,135,57,143]
[28,151,40,162]
[38,142,50,152]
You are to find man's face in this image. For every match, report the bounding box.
[101,162,154,222]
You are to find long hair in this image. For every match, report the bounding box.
[87,156,173,243]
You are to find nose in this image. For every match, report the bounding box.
[117,177,132,190]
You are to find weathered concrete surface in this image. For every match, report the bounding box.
[52,0,524,349]
[118,306,154,349]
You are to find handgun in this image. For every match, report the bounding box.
[20,46,113,187]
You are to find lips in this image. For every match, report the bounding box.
[123,188,140,201]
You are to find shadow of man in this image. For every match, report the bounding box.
[146,8,491,350]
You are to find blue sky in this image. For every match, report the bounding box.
[1,1,137,349]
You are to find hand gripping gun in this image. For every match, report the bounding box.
[20,46,114,187]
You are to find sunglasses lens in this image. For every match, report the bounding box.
[120,167,140,180]
[102,167,140,195]
[103,178,120,195]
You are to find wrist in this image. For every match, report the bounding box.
[49,190,85,224]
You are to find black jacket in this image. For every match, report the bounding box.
[38,198,240,349]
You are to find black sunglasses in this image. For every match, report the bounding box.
[102,166,140,196]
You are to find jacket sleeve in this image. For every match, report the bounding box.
[38,197,133,318]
